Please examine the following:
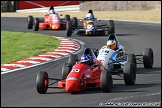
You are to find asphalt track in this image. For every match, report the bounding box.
[1,17,161,107]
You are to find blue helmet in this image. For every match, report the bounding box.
[81,54,91,62]
[49,10,55,14]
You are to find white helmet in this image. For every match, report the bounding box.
[86,13,93,19]
[107,39,117,50]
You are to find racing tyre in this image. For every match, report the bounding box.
[65,15,70,21]
[72,17,78,28]
[62,63,72,78]
[108,20,115,35]
[68,54,78,65]
[143,48,154,69]
[124,62,136,85]
[36,71,48,94]
[34,18,39,31]
[100,70,113,92]
[27,15,33,29]
[66,20,72,37]
[127,54,137,70]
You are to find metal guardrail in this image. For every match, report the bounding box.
[16,5,80,13]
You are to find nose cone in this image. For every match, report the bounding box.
[66,81,75,92]
[65,80,80,92]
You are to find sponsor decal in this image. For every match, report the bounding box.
[67,77,77,81]
[71,69,80,72]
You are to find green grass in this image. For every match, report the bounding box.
[1,31,61,64]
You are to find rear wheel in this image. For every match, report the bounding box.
[68,54,78,65]
[108,20,115,35]
[65,15,70,21]
[27,15,33,29]
[66,20,72,37]
[62,63,72,78]
[36,71,48,94]
[124,62,136,85]
[143,48,154,69]
[72,17,78,28]
[100,70,113,92]
[34,18,39,31]
[127,54,137,70]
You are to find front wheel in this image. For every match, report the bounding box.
[100,70,113,92]
[36,71,48,94]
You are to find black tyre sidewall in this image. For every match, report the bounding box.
[127,54,137,70]
[36,71,48,94]
[27,15,33,29]
[72,17,78,28]
[68,54,78,65]
[124,62,136,85]
[100,70,112,92]
[66,20,72,37]
[62,63,72,78]
[34,18,39,31]
[108,20,115,35]
[65,15,71,21]
[143,48,154,68]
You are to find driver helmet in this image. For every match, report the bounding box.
[107,39,117,50]
[49,6,54,10]
[80,54,92,65]
[88,9,93,14]
[49,10,55,14]
[86,13,94,20]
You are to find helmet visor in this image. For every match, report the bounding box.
[107,45,113,49]
[107,44,116,49]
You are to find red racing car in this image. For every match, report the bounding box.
[36,48,113,94]
[27,13,71,31]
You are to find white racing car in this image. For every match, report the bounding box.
[96,34,154,85]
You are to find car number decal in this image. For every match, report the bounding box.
[87,25,94,29]
[71,69,80,72]
[100,50,109,55]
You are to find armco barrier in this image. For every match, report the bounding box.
[16,5,80,13]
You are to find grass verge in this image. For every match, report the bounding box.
[1,31,61,64]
